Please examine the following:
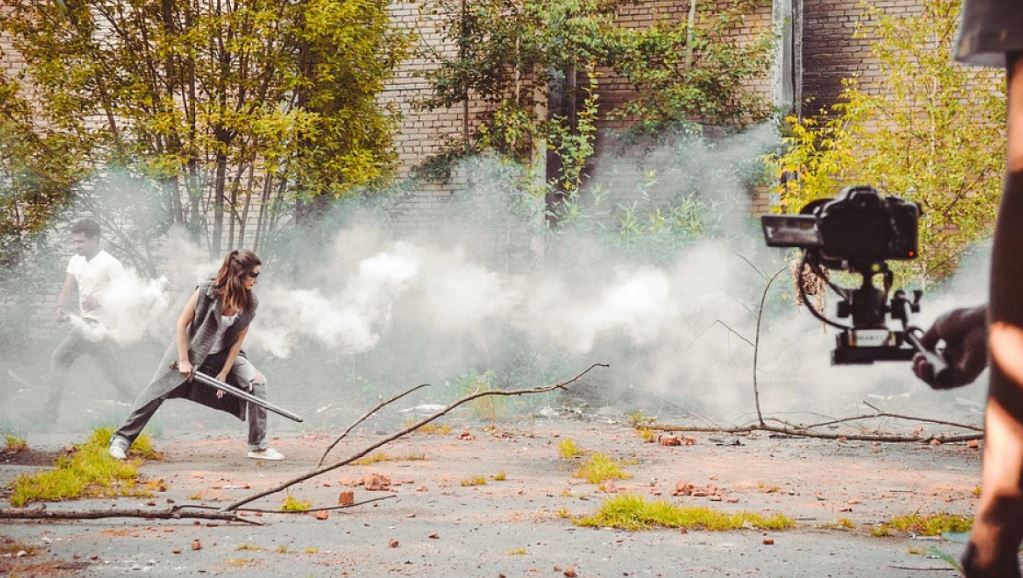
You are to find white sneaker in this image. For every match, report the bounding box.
[247,447,284,461]
[108,437,128,460]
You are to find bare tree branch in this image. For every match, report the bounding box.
[317,383,432,467]
[222,363,608,513]
[0,506,260,525]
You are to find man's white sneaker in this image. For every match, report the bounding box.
[108,437,128,460]
[247,447,284,461]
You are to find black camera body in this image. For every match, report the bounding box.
[762,185,920,268]
[760,185,932,366]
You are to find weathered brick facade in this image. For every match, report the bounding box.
[800,0,924,116]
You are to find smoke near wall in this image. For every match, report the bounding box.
[0,122,989,433]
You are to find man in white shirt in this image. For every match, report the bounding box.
[47,218,136,420]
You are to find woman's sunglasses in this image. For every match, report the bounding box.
[247,271,260,279]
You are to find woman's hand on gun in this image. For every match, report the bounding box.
[176,359,195,380]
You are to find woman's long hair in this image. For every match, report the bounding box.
[213,249,261,313]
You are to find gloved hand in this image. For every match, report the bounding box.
[912,305,988,389]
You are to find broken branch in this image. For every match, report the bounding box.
[0,506,261,525]
[317,383,431,467]
[222,363,608,512]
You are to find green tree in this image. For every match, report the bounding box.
[0,0,409,268]
[420,0,773,218]
[767,0,1005,282]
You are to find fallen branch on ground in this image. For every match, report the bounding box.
[222,363,609,513]
[0,495,397,524]
[639,421,982,443]
[317,383,431,467]
[0,505,261,525]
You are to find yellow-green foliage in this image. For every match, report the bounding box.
[832,517,855,529]
[575,494,795,531]
[558,438,584,459]
[236,544,263,551]
[871,525,891,538]
[971,486,982,498]
[303,547,319,554]
[460,476,487,487]
[280,495,312,512]
[415,423,453,436]
[8,427,159,507]
[492,471,507,481]
[877,512,973,537]
[636,428,655,443]
[353,453,391,465]
[627,410,655,426]
[765,0,1005,283]
[89,427,162,461]
[353,452,427,465]
[4,435,28,453]
[508,547,528,556]
[574,453,632,484]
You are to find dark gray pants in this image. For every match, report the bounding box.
[114,353,269,451]
[48,323,136,419]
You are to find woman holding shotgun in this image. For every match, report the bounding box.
[109,249,284,461]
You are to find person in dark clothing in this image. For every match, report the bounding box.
[913,1,1023,576]
[109,249,283,461]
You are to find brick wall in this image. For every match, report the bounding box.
[800,0,924,116]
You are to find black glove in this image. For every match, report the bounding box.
[912,305,988,389]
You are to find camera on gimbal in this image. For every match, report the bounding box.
[761,185,943,369]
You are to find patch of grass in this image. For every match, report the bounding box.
[303,547,319,554]
[236,544,262,551]
[971,486,982,498]
[460,476,487,487]
[280,495,312,512]
[353,453,391,466]
[353,452,427,466]
[492,471,506,481]
[226,558,255,567]
[415,422,453,436]
[558,438,584,459]
[636,428,655,443]
[627,410,655,426]
[757,481,780,494]
[554,507,572,519]
[876,512,973,537]
[575,494,795,532]
[90,426,162,460]
[574,453,632,484]
[4,435,28,453]
[275,545,289,554]
[189,491,205,500]
[870,525,891,538]
[827,517,855,530]
[7,427,160,507]
[508,547,528,555]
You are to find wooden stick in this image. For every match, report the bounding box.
[222,363,608,512]
[0,506,261,525]
[317,383,431,467]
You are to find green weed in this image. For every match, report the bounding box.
[575,494,795,531]
[8,427,159,507]
[558,438,584,459]
[875,512,973,537]
[280,495,312,512]
[574,453,632,484]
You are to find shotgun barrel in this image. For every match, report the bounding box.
[189,369,304,423]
